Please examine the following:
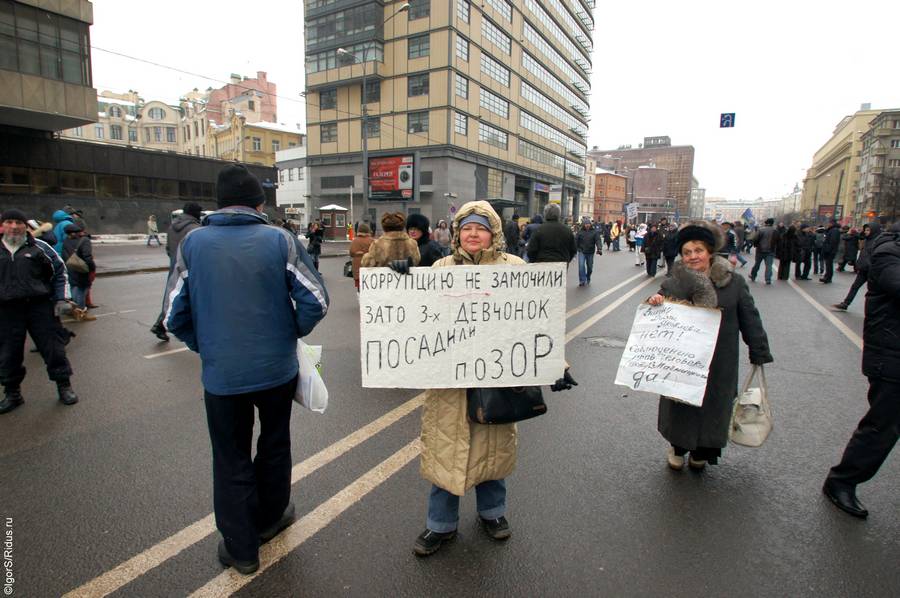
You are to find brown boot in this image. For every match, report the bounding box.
[74,308,96,322]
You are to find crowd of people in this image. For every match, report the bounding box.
[3,172,897,573]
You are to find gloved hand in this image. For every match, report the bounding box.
[596,249,603,255]
[54,300,70,318]
[388,256,413,275]
[550,370,578,392]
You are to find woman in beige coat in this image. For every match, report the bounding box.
[413,201,524,556]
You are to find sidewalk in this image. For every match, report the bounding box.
[93,239,351,277]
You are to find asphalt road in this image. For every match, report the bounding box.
[1,249,897,598]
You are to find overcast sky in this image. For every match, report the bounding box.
[89,0,900,201]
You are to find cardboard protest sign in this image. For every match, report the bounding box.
[359,264,567,388]
[614,301,721,406]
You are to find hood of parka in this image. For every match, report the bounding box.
[451,200,505,263]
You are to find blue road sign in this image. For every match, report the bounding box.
[720,113,736,128]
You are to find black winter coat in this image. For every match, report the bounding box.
[416,236,445,268]
[862,231,900,381]
[796,230,813,252]
[575,227,602,254]
[62,236,96,288]
[776,227,798,262]
[657,258,773,450]
[526,220,577,264]
[166,213,201,264]
[822,224,841,257]
[642,230,663,259]
[841,232,859,263]
[855,222,882,274]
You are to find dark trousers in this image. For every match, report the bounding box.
[0,298,72,390]
[827,377,900,487]
[777,258,791,280]
[843,272,867,306]
[812,249,823,273]
[750,251,774,283]
[204,375,296,561]
[821,253,836,282]
[646,257,659,277]
[664,256,676,273]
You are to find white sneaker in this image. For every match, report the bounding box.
[667,447,685,470]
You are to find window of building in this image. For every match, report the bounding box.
[166,127,176,143]
[306,4,380,46]
[185,125,191,140]
[421,171,433,185]
[152,127,162,142]
[408,111,429,134]
[252,137,262,151]
[457,0,470,23]
[280,170,285,184]
[321,175,354,189]
[485,0,512,22]
[248,100,255,111]
[454,112,468,135]
[408,34,429,59]
[455,73,468,99]
[109,105,122,118]
[72,127,83,137]
[110,125,123,140]
[320,123,338,143]
[455,34,469,62]
[892,139,900,149]
[128,128,137,143]
[148,107,166,120]
[272,139,281,152]
[288,169,294,181]
[408,73,429,97]
[482,18,511,55]
[409,0,429,20]
[364,81,381,104]
[888,159,900,168]
[480,52,510,87]
[479,122,508,149]
[306,41,384,74]
[288,142,297,148]
[480,87,509,118]
[364,117,381,138]
[297,168,304,181]
[320,88,337,110]
[0,5,92,85]
[487,168,503,196]
[94,124,104,139]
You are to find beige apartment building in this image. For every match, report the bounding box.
[801,105,880,224]
[61,91,181,151]
[305,0,594,225]
[209,111,302,167]
[856,109,900,222]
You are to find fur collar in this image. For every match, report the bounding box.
[709,255,734,288]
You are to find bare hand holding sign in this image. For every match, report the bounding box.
[615,301,722,406]
[359,264,567,388]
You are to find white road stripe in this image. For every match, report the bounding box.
[63,395,425,598]
[566,272,645,318]
[565,277,657,343]
[143,347,190,359]
[787,280,863,350]
[70,274,652,596]
[119,309,137,314]
[189,440,422,597]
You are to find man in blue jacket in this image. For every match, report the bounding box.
[163,165,329,574]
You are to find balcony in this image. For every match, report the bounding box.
[574,32,594,54]
[306,60,384,91]
[576,10,594,31]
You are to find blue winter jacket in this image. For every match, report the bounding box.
[52,210,74,255]
[163,208,329,395]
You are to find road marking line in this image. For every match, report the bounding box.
[143,347,190,359]
[787,280,863,350]
[120,309,137,314]
[93,312,118,318]
[566,272,645,318]
[189,440,421,597]
[70,273,650,596]
[566,277,657,343]
[63,395,425,598]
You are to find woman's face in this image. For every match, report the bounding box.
[460,222,493,254]
[408,228,423,241]
[439,221,447,229]
[681,240,712,272]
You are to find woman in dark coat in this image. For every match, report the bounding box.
[642,224,664,277]
[406,213,445,267]
[305,222,324,271]
[61,224,96,321]
[648,220,773,470]
[775,224,797,280]
[838,228,859,271]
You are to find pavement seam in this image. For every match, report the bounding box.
[787,280,863,350]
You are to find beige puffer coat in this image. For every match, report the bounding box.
[419,200,524,496]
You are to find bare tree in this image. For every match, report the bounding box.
[880,168,900,224]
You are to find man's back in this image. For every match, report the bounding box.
[527,220,576,263]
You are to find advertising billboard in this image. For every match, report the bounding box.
[368,155,414,201]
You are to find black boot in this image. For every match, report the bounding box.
[150,321,170,342]
[0,388,24,414]
[57,381,79,406]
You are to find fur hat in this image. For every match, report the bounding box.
[406,213,431,235]
[1,208,27,223]
[357,222,371,235]
[216,164,265,209]
[676,220,725,253]
[381,212,406,232]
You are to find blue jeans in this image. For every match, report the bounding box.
[750,251,774,282]
[427,480,506,533]
[730,249,747,266]
[577,251,595,284]
[612,238,620,251]
[71,286,88,309]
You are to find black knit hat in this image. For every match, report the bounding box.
[676,224,717,253]
[406,213,431,236]
[183,202,203,219]
[216,164,265,209]
[1,208,27,223]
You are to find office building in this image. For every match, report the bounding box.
[304,0,594,226]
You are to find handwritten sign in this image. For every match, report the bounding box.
[359,264,567,388]
[614,301,721,406]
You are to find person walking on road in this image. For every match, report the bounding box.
[146,215,162,247]
[662,223,680,273]
[0,208,80,414]
[349,223,375,291]
[832,222,882,311]
[838,227,860,272]
[163,164,329,574]
[642,223,664,277]
[433,219,451,254]
[503,213,521,258]
[61,224,97,322]
[634,223,647,265]
[749,217,779,285]
[526,203,577,265]
[305,221,324,272]
[795,223,814,280]
[360,212,420,269]
[150,202,203,341]
[775,224,797,281]
[722,222,747,267]
[823,222,900,518]
[408,200,576,556]
[575,217,602,286]
[812,226,826,275]
[406,214,445,268]
[820,219,842,283]
[647,220,773,470]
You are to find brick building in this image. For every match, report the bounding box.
[206,71,277,125]
[593,170,627,224]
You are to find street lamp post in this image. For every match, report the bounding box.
[337,2,409,228]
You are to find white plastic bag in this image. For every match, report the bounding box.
[294,341,328,413]
[729,365,772,447]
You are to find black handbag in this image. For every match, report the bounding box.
[466,386,547,425]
